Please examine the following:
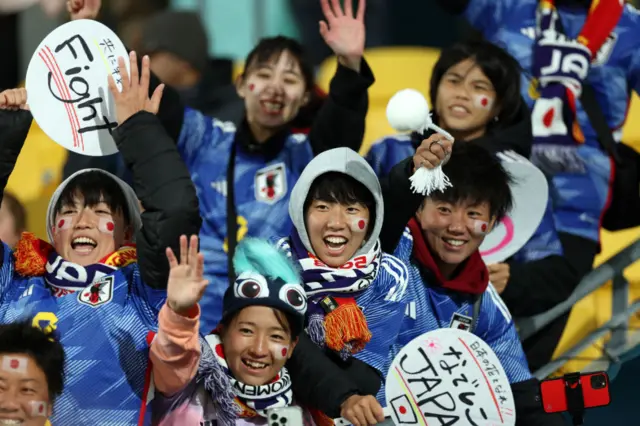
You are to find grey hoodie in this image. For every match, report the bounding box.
[45,168,142,243]
[288,148,384,257]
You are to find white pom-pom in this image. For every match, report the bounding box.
[386,89,430,133]
[386,89,457,197]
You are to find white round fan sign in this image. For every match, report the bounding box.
[26,19,130,156]
[480,151,548,264]
[385,328,516,426]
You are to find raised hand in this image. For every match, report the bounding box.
[67,0,102,21]
[0,88,29,111]
[166,235,209,316]
[319,0,366,72]
[413,133,453,172]
[107,51,164,125]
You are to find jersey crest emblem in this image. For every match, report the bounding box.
[77,275,114,307]
[255,162,287,204]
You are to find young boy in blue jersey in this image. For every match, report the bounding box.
[391,141,564,425]
[0,321,65,425]
[0,49,200,425]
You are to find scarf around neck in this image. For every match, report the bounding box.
[199,333,293,426]
[284,231,381,358]
[13,232,137,297]
[408,218,489,295]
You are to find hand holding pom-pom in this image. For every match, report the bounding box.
[386,89,454,195]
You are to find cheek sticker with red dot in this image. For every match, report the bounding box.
[54,217,73,234]
[472,220,490,235]
[30,401,48,417]
[98,217,116,235]
[350,218,368,233]
[474,94,494,110]
[271,343,289,361]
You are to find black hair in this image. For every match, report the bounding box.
[1,191,27,235]
[242,36,314,92]
[428,143,514,222]
[220,308,302,340]
[0,321,65,401]
[54,171,130,226]
[303,172,377,239]
[430,39,523,130]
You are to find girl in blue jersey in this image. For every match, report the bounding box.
[150,237,327,425]
[0,51,200,425]
[273,146,460,423]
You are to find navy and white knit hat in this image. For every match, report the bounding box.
[222,239,307,333]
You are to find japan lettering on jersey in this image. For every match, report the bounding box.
[177,108,316,332]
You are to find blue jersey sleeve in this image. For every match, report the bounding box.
[511,199,563,263]
[176,107,236,167]
[365,135,414,178]
[463,0,516,38]
[130,264,167,329]
[480,285,532,384]
[353,253,409,374]
[0,243,14,302]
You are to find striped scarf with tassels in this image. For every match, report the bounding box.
[279,231,381,360]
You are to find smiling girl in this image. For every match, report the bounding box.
[150,236,323,425]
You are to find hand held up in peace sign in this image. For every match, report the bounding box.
[319,0,366,72]
[107,51,165,126]
[166,235,210,316]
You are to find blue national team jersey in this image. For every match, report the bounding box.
[380,229,532,404]
[351,253,409,375]
[365,134,414,178]
[512,198,564,263]
[0,243,165,425]
[178,108,317,332]
[463,0,640,242]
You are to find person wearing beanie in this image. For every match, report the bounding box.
[141,9,244,125]
[0,51,200,425]
[150,237,324,425]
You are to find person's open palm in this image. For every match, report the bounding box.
[107,51,164,125]
[67,0,102,20]
[166,235,209,315]
[319,0,366,66]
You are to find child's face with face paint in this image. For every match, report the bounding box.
[0,353,52,425]
[221,306,297,386]
[237,50,310,137]
[305,200,370,268]
[52,193,131,266]
[435,58,499,141]
[417,198,494,279]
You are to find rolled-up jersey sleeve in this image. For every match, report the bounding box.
[480,284,532,384]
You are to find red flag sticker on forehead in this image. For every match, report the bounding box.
[2,355,28,374]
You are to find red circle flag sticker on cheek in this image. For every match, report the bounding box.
[351,218,368,233]
[474,94,493,110]
[98,217,115,234]
[281,347,288,357]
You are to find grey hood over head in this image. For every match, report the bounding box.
[289,148,384,257]
[45,169,142,243]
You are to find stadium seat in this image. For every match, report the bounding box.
[551,227,640,376]
[5,120,67,240]
[316,46,441,152]
[622,92,640,151]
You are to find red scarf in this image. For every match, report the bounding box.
[408,218,489,295]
